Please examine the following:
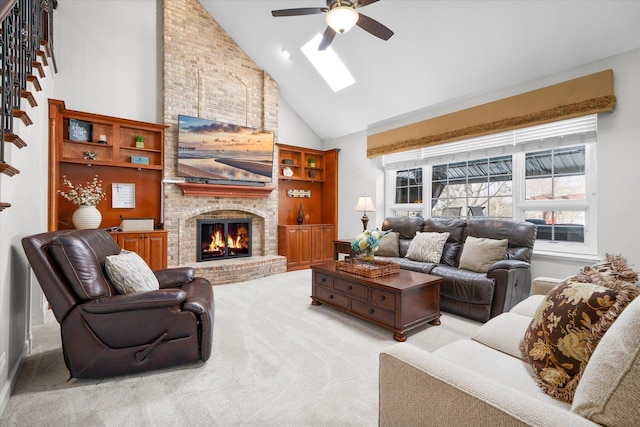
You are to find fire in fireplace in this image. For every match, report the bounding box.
[197,219,252,262]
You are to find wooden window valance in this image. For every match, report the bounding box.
[367,69,615,158]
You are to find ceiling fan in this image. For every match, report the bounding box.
[271,0,394,50]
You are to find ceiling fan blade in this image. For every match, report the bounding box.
[271,7,327,17]
[356,13,394,40]
[318,26,337,51]
[356,0,379,8]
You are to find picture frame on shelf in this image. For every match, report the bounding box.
[112,183,135,208]
[68,119,93,142]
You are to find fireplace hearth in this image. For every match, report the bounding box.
[197,219,252,262]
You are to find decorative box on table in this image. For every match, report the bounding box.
[335,259,400,278]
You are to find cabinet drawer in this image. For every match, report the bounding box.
[370,289,396,310]
[314,286,349,309]
[314,272,333,288]
[334,279,368,299]
[351,299,395,326]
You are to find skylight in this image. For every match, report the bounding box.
[300,34,355,92]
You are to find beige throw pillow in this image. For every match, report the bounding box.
[105,249,159,294]
[458,236,507,273]
[406,232,450,263]
[571,296,640,424]
[376,231,400,257]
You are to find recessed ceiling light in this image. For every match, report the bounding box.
[300,34,355,92]
[281,49,291,59]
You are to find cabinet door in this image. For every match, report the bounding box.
[297,227,312,266]
[311,225,335,264]
[146,232,167,270]
[311,226,325,264]
[116,233,144,255]
[320,225,335,262]
[113,232,167,270]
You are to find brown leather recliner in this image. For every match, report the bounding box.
[22,229,214,379]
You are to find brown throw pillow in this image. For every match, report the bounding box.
[458,236,507,273]
[581,253,639,285]
[521,275,639,403]
[375,231,400,257]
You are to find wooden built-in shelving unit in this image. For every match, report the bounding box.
[277,143,339,270]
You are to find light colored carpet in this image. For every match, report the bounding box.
[1,269,481,426]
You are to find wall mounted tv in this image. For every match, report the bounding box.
[177,115,275,184]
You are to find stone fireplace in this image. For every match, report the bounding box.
[161,0,287,285]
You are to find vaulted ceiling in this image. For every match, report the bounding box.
[200,1,640,141]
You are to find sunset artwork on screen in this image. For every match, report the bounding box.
[177,115,275,183]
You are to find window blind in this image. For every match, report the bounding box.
[383,114,597,170]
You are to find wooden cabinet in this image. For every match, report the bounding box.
[278,224,334,270]
[48,99,167,231]
[278,145,328,182]
[311,225,335,264]
[277,144,339,269]
[277,144,339,227]
[278,225,312,270]
[48,99,169,269]
[111,231,168,270]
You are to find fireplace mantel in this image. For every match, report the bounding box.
[176,182,275,198]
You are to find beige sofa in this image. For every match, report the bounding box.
[379,277,640,426]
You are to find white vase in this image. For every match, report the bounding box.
[72,205,102,229]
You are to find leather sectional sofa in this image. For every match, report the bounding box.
[377,217,536,322]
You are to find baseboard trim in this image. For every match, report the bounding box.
[0,340,28,419]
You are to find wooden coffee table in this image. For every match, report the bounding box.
[310,262,442,341]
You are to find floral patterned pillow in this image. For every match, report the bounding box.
[521,276,639,402]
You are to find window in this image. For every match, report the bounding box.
[431,156,512,218]
[387,168,424,217]
[383,115,597,255]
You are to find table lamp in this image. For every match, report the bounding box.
[355,196,375,231]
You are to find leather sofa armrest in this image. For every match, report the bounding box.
[379,343,597,427]
[154,267,196,288]
[487,259,530,274]
[81,289,187,314]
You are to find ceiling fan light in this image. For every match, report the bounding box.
[326,6,358,33]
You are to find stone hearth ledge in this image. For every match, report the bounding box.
[183,255,288,285]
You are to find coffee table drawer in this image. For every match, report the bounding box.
[333,279,368,299]
[351,299,395,326]
[314,286,349,309]
[370,289,396,310]
[314,272,333,288]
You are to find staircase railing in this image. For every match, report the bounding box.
[0,0,56,211]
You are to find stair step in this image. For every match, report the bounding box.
[4,132,26,148]
[21,89,37,108]
[27,74,41,91]
[12,110,33,126]
[0,161,19,177]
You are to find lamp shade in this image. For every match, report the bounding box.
[355,196,375,212]
[326,6,359,34]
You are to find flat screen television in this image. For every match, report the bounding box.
[177,114,275,184]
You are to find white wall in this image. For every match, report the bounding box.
[52,0,161,123]
[0,53,55,418]
[325,130,382,239]
[278,98,323,150]
[332,48,640,280]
